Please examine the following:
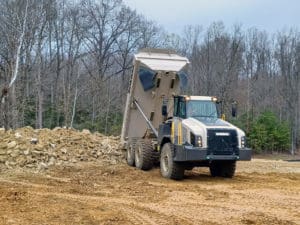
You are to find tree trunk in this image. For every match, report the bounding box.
[11,84,18,128]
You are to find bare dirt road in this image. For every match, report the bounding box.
[0,159,299,225]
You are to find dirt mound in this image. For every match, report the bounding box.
[0,127,123,170]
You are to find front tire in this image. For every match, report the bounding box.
[220,161,236,178]
[209,161,221,177]
[160,143,184,180]
[135,139,153,170]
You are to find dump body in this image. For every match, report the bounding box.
[121,49,189,147]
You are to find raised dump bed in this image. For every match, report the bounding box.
[121,49,189,147]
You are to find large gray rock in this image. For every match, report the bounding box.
[7,141,17,149]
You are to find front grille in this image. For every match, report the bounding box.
[207,129,238,155]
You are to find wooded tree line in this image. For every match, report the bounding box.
[0,0,299,153]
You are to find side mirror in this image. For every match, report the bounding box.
[162,105,167,117]
[231,101,237,117]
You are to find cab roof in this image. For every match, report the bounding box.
[189,96,214,101]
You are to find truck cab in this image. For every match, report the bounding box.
[157,95,251,179]
[159,95,251,160]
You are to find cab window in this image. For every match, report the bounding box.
[179,99,186,118]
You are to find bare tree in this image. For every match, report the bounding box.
[0,0,29,129]
[276,30,300,154]
[0,0,297,150]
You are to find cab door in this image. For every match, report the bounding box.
[172,96,186,145]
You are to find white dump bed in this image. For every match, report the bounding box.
[134,50,189,71]
[121,49,189,147]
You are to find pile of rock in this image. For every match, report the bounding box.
[0,127,123,170]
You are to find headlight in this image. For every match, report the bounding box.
[211,97,218,102]
[190,133,203,147]
[197,136,203,147]
[241,136,246,148]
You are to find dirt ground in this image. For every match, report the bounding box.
[0,158,299,225]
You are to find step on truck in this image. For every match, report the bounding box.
[121,48,251,180]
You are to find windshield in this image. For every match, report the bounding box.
[186,100,218,118]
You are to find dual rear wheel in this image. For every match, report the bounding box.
[126,139,182,179]
[126,142,184,180]
[126,138,155,170]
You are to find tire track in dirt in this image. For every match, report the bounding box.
[0,160,299,225]
[29,190,191,225]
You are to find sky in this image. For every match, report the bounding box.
[123,0,299,34]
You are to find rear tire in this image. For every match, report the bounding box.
[209,161,236,178]
[135,139,153,170]
[126,138,137,167]
[152,150,160,166]
[160,143,184,180]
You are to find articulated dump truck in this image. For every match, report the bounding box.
[121,49,251,180]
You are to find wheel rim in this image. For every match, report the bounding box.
[126,146,131,160]
[162,152,169,173]
[135,146,142,165]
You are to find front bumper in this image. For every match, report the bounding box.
[173,145,252,162]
